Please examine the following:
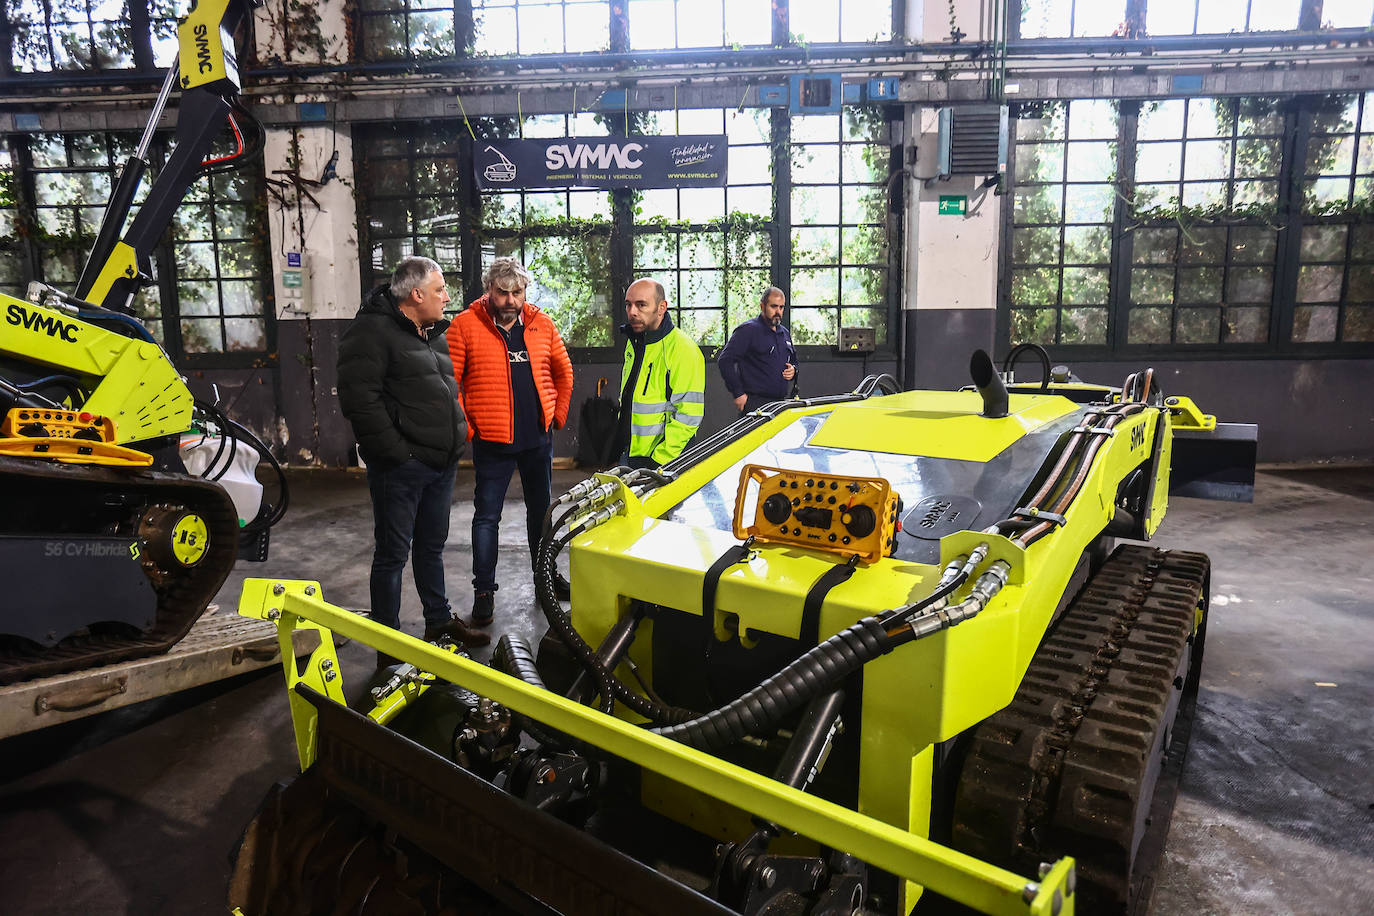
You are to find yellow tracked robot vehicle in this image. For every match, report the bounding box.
[233,351,1253,916]
[0,0,284,685]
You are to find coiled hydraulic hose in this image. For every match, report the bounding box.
[533,489,698,724]
[650,545,1007,751]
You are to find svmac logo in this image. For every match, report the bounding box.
[544,142,644,170]
[193,23,214,74]
[6,303,79,342]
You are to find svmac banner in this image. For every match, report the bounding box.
[473,135,727,190]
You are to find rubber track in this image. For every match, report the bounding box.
[950,545,1209,914]
[0,456,239,685]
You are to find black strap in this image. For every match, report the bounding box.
[702,538,755,636]
[799,554,861,646]
[700,538,755,704]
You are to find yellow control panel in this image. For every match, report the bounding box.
[2,407,117,442]
[732,464,901,563]
[0,407,151,467]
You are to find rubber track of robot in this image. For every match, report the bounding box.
[0,457,239,684]
[950,545,1210,914]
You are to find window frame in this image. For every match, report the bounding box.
[354,104,905,363]
[997,94,1374,360]
[1,130,276,368]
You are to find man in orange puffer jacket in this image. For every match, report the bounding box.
[447,257,574,627]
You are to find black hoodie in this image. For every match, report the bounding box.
[338,284,467,469]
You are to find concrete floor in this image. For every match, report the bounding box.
[0,465,1371,915]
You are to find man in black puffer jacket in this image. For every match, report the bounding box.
[338,256,489,659]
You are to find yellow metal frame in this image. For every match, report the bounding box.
[239,578,1075,916]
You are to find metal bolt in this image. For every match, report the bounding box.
[266,608,281,620]
[758,867,776,889]
[1039,863,1052,878]
[304,585,316,596]
[272,584,285,596]
[324,669,337,682]
[1022,882,1039,903]
[321,659,333,670]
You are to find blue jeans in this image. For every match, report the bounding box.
[471,437,552,594]
[365,458,456,631]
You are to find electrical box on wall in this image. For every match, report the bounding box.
[935,106,1009,180]
[789,75,842,114]
[838,327,876,354]
[279,251,311,312]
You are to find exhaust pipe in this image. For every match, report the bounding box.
[969,350,1008,418]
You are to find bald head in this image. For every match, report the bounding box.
[625,278,669,334]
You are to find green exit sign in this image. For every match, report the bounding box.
[939,195,967,216]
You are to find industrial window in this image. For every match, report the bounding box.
[1295,92,1374,343]
[1144,0,1300,35]
[1126,97,1283,346]
[1017,0,1127,39]
[1001,93,1374,356]
[631,108,774,350]
[788,0,893,42]
[354,0,613,60]
[479,113,614,348]
[5,0,136,71]
[356,128,465,280]
[355,105,901,358]
[0,146,22,300]
[26,132,149,292]
[471,0,609,56]
[171,159,270,355]
[1008,100,1116,347]
[1320,0,1374,28]
[5,131,271,362]
[356,0,460,60]
[626,0,772,49]
[789,110,892,347]
[1012,0,1325,38]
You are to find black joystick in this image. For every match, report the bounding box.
[762,492,793,525]
[842,504,876,538]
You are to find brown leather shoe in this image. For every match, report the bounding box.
[423,615,491,647]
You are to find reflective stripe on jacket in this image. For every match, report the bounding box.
[620,316,705,466]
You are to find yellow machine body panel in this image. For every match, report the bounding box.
[0,293,194,443]
[807,390,1078,461]
[564,391,1173,911]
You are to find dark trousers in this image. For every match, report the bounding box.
[471,436,553,594]
[365,458,456,631]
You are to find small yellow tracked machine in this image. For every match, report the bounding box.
[233,349,1254,916]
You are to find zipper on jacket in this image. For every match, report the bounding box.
[641,362,653,396]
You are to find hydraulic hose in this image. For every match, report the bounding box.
[650,617,894,750]
[492,633,583,752]
[534,512,695,722]
[1001,343,1052,391]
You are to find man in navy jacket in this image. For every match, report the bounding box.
[717,286,797,414]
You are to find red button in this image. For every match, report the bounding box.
[79,412,93,423]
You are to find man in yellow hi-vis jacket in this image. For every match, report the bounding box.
[614,277,706,469]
